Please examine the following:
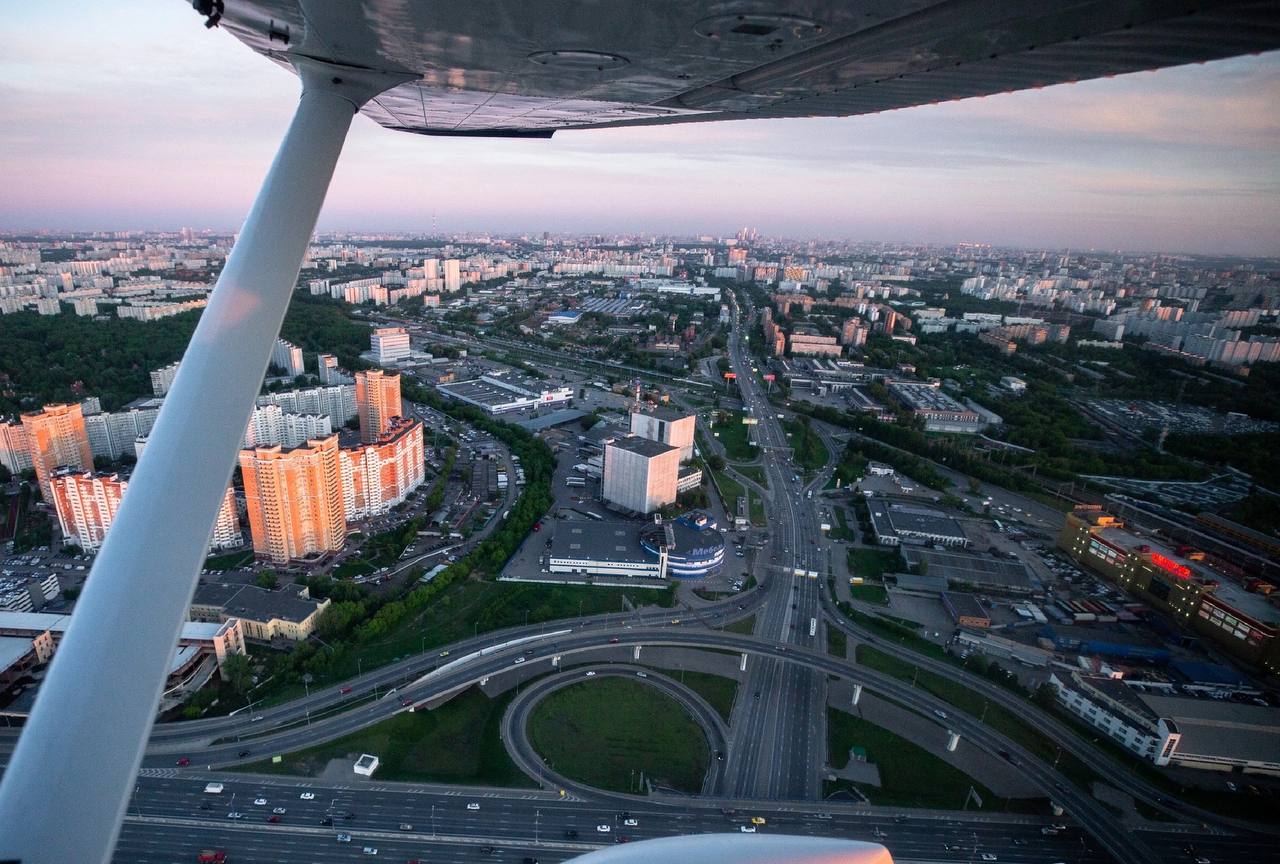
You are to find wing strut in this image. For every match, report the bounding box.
[0,59,410,864]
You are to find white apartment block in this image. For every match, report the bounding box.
[271,338,305,378]
[150,361,181,396]
[629,407,695,463]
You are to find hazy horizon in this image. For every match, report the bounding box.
[3,3,1278,257]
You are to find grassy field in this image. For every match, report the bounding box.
[234,686,534,786]
[733,465,768,488]
[712,470,746,513]
[827,626,848,658]
[713,411,758,462]
[783,418,828,473]
[529,678,710,794]
[828,507,857,542]
[658,668,739,724]
[826,708,1037,811]
[854,645,1102,791]
[849,582,889,605]
[847,547,902,580]
[723,614,756,635]
[260,580,675,707]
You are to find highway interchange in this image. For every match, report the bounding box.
[6,302,1279,864]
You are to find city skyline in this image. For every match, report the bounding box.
[1,3,1277,257]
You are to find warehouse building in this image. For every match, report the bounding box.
[867,498,969,548]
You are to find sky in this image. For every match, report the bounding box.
[2,3,1278,256]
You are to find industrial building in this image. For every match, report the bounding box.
[370,326,411,365]
[601,435,681,515]
[436,369,573,415]
[546,512,725,580]
[1059,505,1280,673]
[902,548,1039,594]
[629,405,696,462]
[1050,671,1280,774]
[942,592,990,628]
[867,498,969,548]
[887,381,985,433]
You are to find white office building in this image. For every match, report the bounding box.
[371,326,411,364]
[629,406,696,463]
[443,259,461,293]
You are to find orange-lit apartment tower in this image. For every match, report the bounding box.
[50,469,127,552]
[20,403,94,500]
[355,369,402,443]
[341,418,425,519]
[239,435,346,564]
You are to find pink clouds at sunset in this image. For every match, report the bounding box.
[1,2,1277,255]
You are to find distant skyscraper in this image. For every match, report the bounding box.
[150,361,181,396]
[355,369,402,443]
[50,469,127,552]
[443,259,461,293]
[371,326,411,365]
[239,435,346,564]
[208,486,242,551]
[20,403,95,499]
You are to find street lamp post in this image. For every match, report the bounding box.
[535,808,540,845]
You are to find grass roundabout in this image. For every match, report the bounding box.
[527,676,710,795]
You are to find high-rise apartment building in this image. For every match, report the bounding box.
[149,361,181,396]
[629,406,695,462]
[271,338,305,378]
[371,326,411,365]
[317,353,340,384]
[341,418,425,519]
[240,435,346,564]
[50,469,127,552]
[602,435,680,515]
[208,486,242,551]
[355,369,402,443]
[20,403,95,499]
[443,259,461,293]
[0,421,33,474]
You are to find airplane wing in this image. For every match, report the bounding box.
[214,0,1280,137]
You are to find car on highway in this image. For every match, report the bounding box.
[226,812,243,820]
[739,825,756,833]
[399,823,413,831]
[267,814,281,823]
[320,816,333,826]
[564,829,579,839]
[300,792,315,800]
[340,686,353,694]
[596,825,611,833]
[634,672,647,679]
[934,710,947,720]
[585,671,596,677]
[750,816,766,825]
[272,807,286,814]
[813,813,831,820]
[336,834,351,843]
[513,656,525,664]
[253,798,267,806]
[401,697,415,706]
[608,637,619,644]
[175,757,190,766]
[237,750,251,758]
[623,818,638,827]
[980,855,997,862]
[466,803,481,811]
[362,847,378,855]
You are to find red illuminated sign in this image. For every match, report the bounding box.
[1150,552,1191,580]
[723,372,737,380]
[763,374,776,382]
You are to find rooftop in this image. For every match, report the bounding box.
[632,404,694,423]
[550,521,651,564]
[192,584,324,624]
[607,435,679,459]
[902,548,1039,590]
[1139,693,1280,764]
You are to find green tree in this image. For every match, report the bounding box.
[221,653,253,700]
[256,569,279,590]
